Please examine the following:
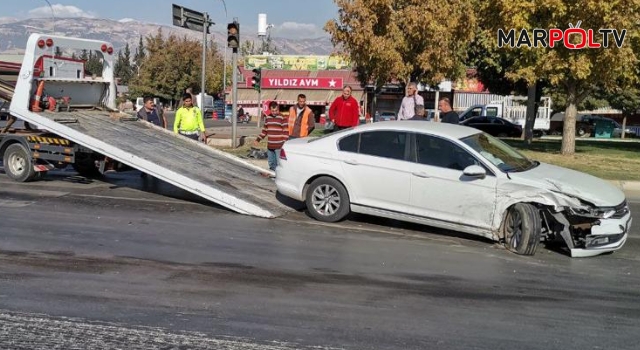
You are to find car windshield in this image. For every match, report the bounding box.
[461,132,536,172]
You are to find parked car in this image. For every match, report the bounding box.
[276,121,630,258]
[580,115,636,138]
[550,113,636,138]
[375,111,397,122]
[460,116,522,137]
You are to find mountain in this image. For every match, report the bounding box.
[0,17,335,55]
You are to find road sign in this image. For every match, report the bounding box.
[172,4,211,33]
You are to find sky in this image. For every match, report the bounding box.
[0,0,340,39]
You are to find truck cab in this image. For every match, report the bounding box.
[458,103,501,122]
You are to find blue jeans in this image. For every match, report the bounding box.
[267,149,279,171]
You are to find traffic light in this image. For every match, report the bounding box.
[251,68,261,92]
[227,21,239,48]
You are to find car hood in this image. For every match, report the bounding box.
[508,162,624,207]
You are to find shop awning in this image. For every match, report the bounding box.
[227,88,365,106]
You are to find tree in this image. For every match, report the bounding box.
[133,35,145,75]
[81,50,103,77]
[128,29,226,104]
[481,0,640,155]
[240,40,256,57]
[114,43,134,85]
[325,0,477,89]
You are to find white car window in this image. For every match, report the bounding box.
[462,133,535,173]
[415,134,482,171]
[359,131,408,160]
[338,133,359,153]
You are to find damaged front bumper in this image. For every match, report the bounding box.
[569,212,632,258]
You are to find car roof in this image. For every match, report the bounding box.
[347,121,480,139]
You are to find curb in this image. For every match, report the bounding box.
[608,180,640,193]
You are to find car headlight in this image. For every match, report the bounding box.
[568,206,616,219]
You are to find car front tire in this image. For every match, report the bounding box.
[305,176,351,222]
[503,203,541,256]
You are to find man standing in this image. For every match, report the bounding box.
[288,94,315,139]
[409,105,429,121]
[137,96,167,128]
[438,98,460,124]
[254,101,288,171]
[173,94,206,141]
[328,86,360,130]
[237,105,245,122]
[398,82,424,121]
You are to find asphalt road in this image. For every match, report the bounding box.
[1,169,640,350]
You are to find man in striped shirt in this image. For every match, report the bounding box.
[253,101,289,171]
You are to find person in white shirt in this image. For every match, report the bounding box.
[397,82,424,120]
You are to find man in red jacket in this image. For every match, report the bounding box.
[328,85,360,131]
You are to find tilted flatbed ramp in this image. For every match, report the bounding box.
[17,110,292,218]
[8,34,292,218]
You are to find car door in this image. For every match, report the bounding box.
[338,130,413,213]
[408,133,498,230]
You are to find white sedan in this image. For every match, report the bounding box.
[275,121,631,258]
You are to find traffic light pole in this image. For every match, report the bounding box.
[256,89,262,130]
[200,12,209,129]
[231,48,238,148]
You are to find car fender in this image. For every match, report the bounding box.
[301,169,352,202]
[491,181,581,238]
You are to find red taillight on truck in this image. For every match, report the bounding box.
[45,38,54,47]
[279,149,287,160]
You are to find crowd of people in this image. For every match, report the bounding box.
[131,82,459,166]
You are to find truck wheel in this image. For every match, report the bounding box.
[3,143,36,182]
[305,176,351,222]
[72,153,102,178]
[503,203,541,256]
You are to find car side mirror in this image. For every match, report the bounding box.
[463,165,486,178]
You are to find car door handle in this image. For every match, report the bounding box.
[412,172,430,178]
[343,159,359,165]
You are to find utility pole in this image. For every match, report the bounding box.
[172,4,213,120]
[227,19,240,148]
[200,12,209,116]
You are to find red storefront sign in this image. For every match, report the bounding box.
[245,77,344,89]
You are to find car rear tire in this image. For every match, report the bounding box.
[497,132,508,138]
[305,176,350,222]
[4,143,36,182]
[503,203,541,256]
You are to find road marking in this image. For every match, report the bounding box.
[0,310,344,350]
[0,199,34,208]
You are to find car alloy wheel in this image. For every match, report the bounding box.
[305,176,351,222]
[503,203,541,256]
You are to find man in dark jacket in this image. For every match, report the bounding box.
[137,96,167,128]
[438,98,459,124]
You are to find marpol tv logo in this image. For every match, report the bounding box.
[498,21,627,49]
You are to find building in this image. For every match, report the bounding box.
[226,54,365,120]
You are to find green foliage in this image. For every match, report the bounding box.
[477,0,640,155]
[325,0,477,88]
[84,51,103,77]
[114,43,134,85]
[128,29,226,103]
